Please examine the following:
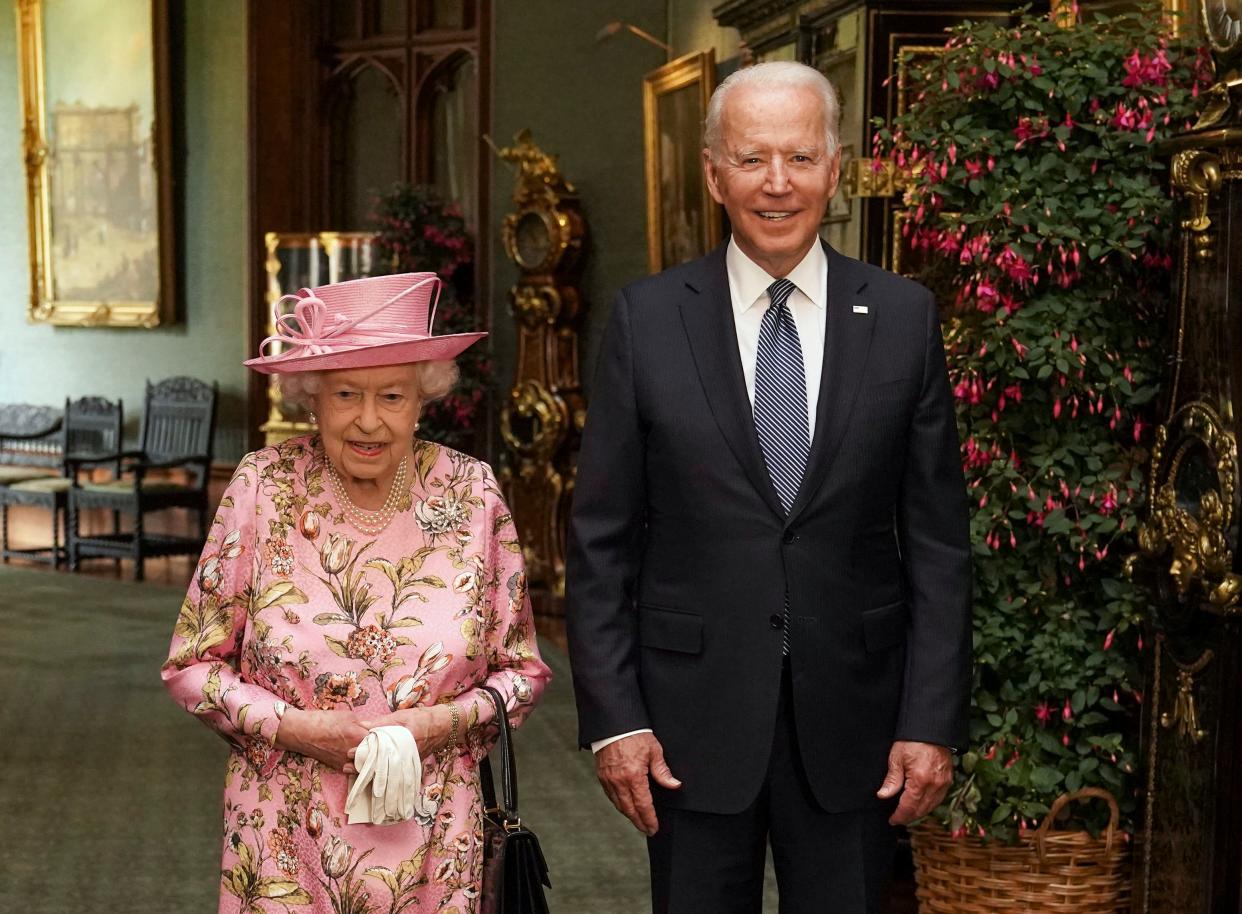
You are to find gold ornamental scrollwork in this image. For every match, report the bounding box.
[1171,149,1222,260]
[1133,401,1242,613]
[496,128,577,211]
[500,380,568,462]
[1159,649,1213,743]
[511,284,563,329]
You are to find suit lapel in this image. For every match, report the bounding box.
[785,243,876,526]
[679,246,785,519]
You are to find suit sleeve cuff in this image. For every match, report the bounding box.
[590,729,653,754]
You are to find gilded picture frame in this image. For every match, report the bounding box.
[823,144,854,224]
[643,50,722,274]
[16,0,176,327]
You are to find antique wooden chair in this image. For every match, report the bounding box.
[0,397,123,567]
[0,404,62,485]
[68,377,218,581]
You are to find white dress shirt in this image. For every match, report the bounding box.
[591,238,829,755]
[726,237,828,433]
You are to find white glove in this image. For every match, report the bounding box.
[346,725,434,825]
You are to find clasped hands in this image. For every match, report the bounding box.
[595,734,953,835]
[274,705,458,774]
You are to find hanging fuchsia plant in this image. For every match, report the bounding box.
[371,184,491,457]
[873,3,1210,842]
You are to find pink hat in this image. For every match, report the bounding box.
[244,272,486,375]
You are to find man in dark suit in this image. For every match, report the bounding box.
[566,60,971,913]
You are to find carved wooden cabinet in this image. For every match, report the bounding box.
[1129,4,1242,909]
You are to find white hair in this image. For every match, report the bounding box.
[278,360,459,412]
[703,61,841,161]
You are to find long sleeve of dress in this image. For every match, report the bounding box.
[458,465,552,761]
[161,457,287,775]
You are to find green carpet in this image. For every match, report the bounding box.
[0,565,665,913]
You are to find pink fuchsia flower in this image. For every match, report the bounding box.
[1035,701,1052,725]
[1122,49,1172,88]
[1013,115,1048,148]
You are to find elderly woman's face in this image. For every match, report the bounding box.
[311,364,421,483]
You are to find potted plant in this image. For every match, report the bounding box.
[873,3,1208,909]
[370,184,492,457]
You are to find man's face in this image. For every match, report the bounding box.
[703,84,840,277]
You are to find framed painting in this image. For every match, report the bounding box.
[16,0,176,327]
[824,143,854,224]
[642,50,722,274]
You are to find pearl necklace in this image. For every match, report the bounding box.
[325,456,409,535]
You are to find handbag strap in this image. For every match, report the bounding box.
[478,685,520,821]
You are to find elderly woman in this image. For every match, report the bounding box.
[162,273,550,913]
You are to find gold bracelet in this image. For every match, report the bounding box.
[447,701,461,748]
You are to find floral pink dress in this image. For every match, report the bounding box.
[162,436,551,914]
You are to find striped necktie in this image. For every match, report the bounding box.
[754,278,810,512]
[753,278,810,655]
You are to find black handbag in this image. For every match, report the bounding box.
[478,685,551,914]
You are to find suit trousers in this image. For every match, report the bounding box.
[647,663,898,914]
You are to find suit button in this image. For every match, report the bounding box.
[782,531,797,545]
[769,614,784,629]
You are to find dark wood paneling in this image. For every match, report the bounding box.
[244,1,491,453]
[246,2,321,451]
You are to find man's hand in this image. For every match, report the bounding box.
[595,732,682,836]
[876,740,954,825]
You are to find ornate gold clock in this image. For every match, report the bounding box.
[1204,0,1242,60]
[496,130,586,608]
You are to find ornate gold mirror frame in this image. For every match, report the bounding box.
[1133,401,1242,612]
[15,0,176,327]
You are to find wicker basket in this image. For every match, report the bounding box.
[911,788,1130,914]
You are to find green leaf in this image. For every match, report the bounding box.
[313,613,351,626]
[1030,767,1064,790]
[254,582,308,611]
[365,558,402,590]
[257,880,312,903]
[364,867,401,894]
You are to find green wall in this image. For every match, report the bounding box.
[487,0,669,402]
[0,1,740,463]
[0,0,249,462]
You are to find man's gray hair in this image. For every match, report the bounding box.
[703,61,841,161]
